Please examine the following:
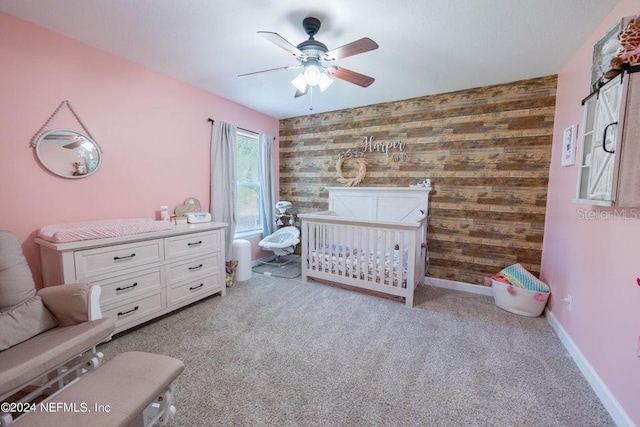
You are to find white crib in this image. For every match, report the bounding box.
[298,186,431,307]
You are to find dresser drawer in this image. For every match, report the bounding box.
[165,230,220,259]
[103,291,164,330]
[165,253,220,285]
[168,271,223,307]
[74,240,163,280]
[94,267,163,306]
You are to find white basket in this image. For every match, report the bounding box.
[492,279,550,317]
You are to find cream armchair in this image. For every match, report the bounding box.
[0,230,114,427]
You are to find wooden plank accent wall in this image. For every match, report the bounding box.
[279,76,557,285]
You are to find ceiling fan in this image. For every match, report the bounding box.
[239,17,378,98]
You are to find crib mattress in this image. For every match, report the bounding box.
[307,247,407,288]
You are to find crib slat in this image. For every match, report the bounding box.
[335,224,341,276]
[311,222,318,272]
[332,224,337,276]
[302,222,314,270]
[380,230,395,286]
[391,230,397,287]
[398,231,402,287]
[322,223,328,274]
[343,225,349,278]
[390,230,396,287]
[374,228,380,285]
[390,230,397,287]
[315,224,324,271]
[327,223,332,274]
[378,229,384,286]
[318,222,322,273]
[340,224,345,277]
[339,225,345,278]
[374,229,378,284]
[331,223,336,275]
[345,226,350,278]
[393,232,407,288]
[308,222,314,272]
[353,226,360,280]
[336,225,339,275]
[383,229,390,287]
[317,222,322,273]
[362,227,368,283]
[348,226,353,279]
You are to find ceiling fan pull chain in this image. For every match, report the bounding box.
[309,86,314,111]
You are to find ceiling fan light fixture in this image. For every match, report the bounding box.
[291,73,308,93]
[317,73,333,92]
[302,60,323,86]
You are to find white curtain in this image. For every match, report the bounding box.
[210,121,237,260]
[258,133,276,237]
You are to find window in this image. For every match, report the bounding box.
[236,132,261,235]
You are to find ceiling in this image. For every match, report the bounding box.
[0,0,619,119]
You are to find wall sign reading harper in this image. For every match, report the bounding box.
[361,136,410,162]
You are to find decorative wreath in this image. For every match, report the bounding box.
[335,149,367,187]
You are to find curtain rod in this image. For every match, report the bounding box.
[207,118,275,140]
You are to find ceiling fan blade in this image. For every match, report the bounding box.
[62,141,82,149]
[294,86,309,98]
[258,31,307,60]
[328,67,375,88]
[323,37,378,61]
[238,65,300,77]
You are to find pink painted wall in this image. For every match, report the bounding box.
[0,12,279,286]
[541,0,640,423]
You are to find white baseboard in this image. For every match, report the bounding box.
[424,276,493,296]
[546,310,635,427]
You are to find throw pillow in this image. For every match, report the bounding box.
[0,296,58,351]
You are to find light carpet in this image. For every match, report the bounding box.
[99,275,614,427]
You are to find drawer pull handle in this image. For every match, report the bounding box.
[116,282,138,292]
[189,283,204,291]
[114,253,136,261]
[187,241,203,247]
[117,306,139,317]
[188,264,204,271]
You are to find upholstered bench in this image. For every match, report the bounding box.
[13,351,185,427]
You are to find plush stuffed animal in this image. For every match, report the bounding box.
[72,161,87,176]
[604,18,640,80]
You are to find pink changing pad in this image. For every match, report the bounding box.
[38,218,174,243]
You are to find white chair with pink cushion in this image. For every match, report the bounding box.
[0,230,114,427]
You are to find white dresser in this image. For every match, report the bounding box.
[36,222,227,334]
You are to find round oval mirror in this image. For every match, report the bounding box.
[34,129,102,178]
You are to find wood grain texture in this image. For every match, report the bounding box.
[280,76,557,285]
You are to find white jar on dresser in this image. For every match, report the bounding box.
[36,222,227,334]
